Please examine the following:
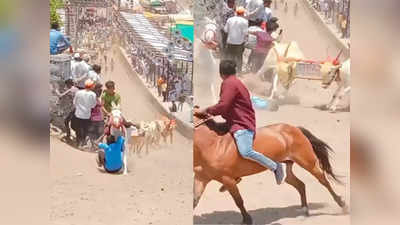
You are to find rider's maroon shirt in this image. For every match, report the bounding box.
[206,75,256,134]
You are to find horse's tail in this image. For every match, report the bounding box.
[298,127,343,185]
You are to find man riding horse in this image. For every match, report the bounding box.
[194,59,286,184]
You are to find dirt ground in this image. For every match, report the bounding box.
[193,1,350,224]
[50,49,193,225]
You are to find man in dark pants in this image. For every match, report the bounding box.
[224,7,249,73]
[73,79,97,147]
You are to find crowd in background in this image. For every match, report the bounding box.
[217,0,280,74]
[115,13,192,113]
[310,0,350,38]
[126,43,191,112]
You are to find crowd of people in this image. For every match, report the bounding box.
[125,36,191,113]
[311,0,350,38]
[217,0,281,74]
[55,51,125,148]
[50,13,133,151]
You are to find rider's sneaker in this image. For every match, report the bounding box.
[274,163,287,185]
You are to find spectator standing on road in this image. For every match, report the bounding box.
[83,54,92,71]
[161,79,168,102]
[157,76,164,97]
[221,0,236,55]
[88,64,102,84]
[101,80,121,117]
[224,7,249,73]
[248,19,274,73]
[55,79,78,141]
[262,0,273,23]
[318,0,324,12]
[323,1,329,19]
[88,83,105,149]
[110,57,114,72]
[72,53,90,89]
[246,0,265,26]
[73,79,97,148]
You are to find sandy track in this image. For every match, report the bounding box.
[51,49,193,225]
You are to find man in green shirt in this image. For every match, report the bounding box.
[101,80,121,116]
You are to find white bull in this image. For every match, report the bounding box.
[320,58,351,112]
[256,41,304,99]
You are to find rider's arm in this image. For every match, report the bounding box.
[206,80,238,116]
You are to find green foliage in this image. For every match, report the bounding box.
[50,0,65,27]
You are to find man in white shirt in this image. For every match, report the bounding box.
[71,53,90,89]
[262,0,273,22]
[246,0,265,26]
[82,54,92,71]
[88,64,101,84]
[73,79,97,147]
[70,53,80,75]
[224,7,249,73]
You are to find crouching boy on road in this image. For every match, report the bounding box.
[97,135,125,173]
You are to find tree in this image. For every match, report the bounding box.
[50,0,65,27]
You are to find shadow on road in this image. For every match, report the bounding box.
[194,202,344,224]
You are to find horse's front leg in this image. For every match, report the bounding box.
[193,172,210,209]
[221,176,253,224]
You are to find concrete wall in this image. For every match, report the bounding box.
[301,0,350,58]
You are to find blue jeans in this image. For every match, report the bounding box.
[233,129,277,171]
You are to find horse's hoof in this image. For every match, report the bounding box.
[219,185,227,192]
[300,206,310,216]
[242,215,253,225]
[342,204,350,214]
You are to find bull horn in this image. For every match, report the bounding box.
[283,41,292,58]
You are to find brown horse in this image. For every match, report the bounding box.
[193,113,347,224]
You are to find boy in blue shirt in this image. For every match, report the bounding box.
[97,135,125,173]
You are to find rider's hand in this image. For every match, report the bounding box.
[193,108,208,117]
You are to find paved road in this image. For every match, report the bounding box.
[51,48,193,225]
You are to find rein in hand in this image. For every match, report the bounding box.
[194,115,214,128]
